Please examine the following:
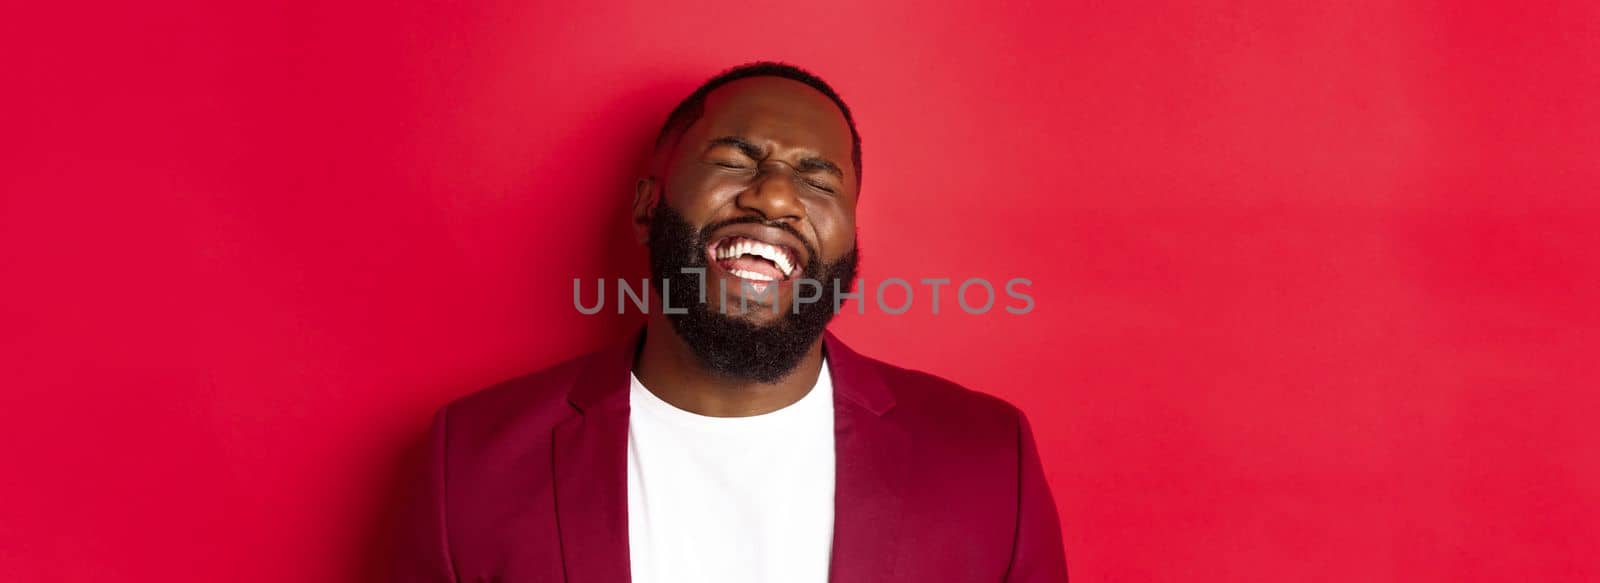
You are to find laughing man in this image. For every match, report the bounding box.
[393,62,1068,583]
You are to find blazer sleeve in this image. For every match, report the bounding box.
[1004,409,1070,582]
[390,406,460,583]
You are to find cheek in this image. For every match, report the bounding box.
[806,205,857,257]
[662,188,717,225]
[669,174,744,218]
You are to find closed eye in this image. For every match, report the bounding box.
[804,179,837,194]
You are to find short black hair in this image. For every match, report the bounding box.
[655,61,862,185]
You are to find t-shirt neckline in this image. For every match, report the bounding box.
[628,360,833,431]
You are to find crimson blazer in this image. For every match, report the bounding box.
[392,331,1068,582]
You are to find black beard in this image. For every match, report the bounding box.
[647,203,859,384]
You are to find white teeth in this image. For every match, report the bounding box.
[767,246,792,276]
[716,237,796,277]
[729,268,775,282]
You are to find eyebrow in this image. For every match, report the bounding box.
[795,156,844,180]
[707,135,844,180]
[707,136,766,159]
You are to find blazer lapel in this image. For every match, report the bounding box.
[825,332,912,583]
[551,337,635,583]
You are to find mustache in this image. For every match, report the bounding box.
[697,214,821,270]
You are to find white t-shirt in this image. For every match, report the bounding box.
[626,363,837,583]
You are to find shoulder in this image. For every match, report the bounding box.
[854,352,1028,449]
[433,349,599,454]
[846,350,1038,532]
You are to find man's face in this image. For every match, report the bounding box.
[647,76,859,323]
[636,76,860,382]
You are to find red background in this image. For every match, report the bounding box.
[4,1,1597,581]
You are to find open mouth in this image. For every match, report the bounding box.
[708,235,800,284]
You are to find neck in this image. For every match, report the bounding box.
[632,314,825,417]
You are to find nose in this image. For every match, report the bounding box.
[735,160,806,223]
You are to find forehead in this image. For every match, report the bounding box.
[690,77,853,161]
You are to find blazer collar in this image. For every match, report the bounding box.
[819,331,894,415]
[822,331,910,582]
[563,329,640,414]
[550,332,636,582]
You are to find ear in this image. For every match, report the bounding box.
[631,176,659,244]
